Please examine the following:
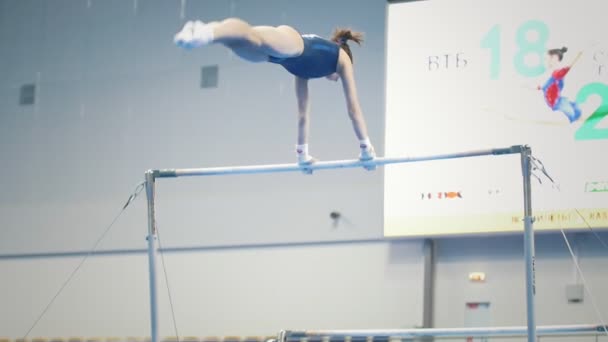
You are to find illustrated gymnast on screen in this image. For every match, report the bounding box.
[173,18,376,170]
[538,47,583,123]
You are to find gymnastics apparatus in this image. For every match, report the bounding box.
[142,145,605,342]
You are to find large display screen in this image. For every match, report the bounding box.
[384,0,608,237]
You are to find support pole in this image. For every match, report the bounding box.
[422,239,435,333]
[145,170,160,342]
[521,146,537,342]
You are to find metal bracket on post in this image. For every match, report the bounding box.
[145,170,160,342]
[520,146,537,342]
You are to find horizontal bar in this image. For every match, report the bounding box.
[152,145,524,178]
[279,324,607,340]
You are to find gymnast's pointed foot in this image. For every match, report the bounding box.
[296,144,316,174]
[569,103,582,123]
[359,139,376,171]
[174,21,194,48]
[174,20,214,49]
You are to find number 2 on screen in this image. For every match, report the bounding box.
[575,83,608,140]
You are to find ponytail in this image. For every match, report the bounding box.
[331,28,364,63]
[548,46,568,61]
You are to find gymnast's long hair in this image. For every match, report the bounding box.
[331,28,364,63]
[548,46,568,61]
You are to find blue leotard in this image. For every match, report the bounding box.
[268,34,340,79]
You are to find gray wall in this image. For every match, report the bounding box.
[435,233,608,342]
[1,0,607,340]
[0,240,424,337]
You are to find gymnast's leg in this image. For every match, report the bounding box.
[174,18,304,62]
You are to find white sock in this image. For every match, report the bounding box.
[191,20,215,46]
[296,144,312,163]
[296,144,308,155]
[359,137,372,150]
[174,21,194,46]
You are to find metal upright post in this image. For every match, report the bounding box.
[422,238,436,342]
[520,146,537,342]
[145,170,160,342]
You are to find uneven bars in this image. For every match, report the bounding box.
[151,145,523,178]
[278,324,607,340]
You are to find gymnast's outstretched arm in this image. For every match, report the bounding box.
[336,49,375,165]
[337,51,370,142]
[569,51,583,68]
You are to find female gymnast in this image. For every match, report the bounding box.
[173,18,376,169]
[538,47,583,123]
